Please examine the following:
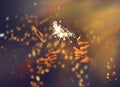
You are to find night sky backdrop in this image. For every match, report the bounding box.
[0,0,120,87]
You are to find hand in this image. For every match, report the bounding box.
[73,36,90,63]
[31,26,46,43]
[36,50,60,65]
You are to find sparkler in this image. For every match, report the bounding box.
[52,21,76,43]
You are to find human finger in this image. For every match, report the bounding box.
[80,45,89,50]
[80,56,90,63]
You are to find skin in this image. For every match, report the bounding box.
[31,26,46,43]
[36,50,60,65]
[33,27,90,64]
[32,26,60,65]
[37,36,90,65]
[73,36,90,63]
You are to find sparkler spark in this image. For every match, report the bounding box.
[52,21,76,43]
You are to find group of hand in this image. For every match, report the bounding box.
[37,36,90,65]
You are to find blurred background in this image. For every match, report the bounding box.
[0,0,120,87]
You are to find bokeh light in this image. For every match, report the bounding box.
[0,0,120,87]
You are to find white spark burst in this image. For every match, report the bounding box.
[52,21,76,43]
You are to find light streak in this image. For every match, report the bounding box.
[52,21,76,43]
